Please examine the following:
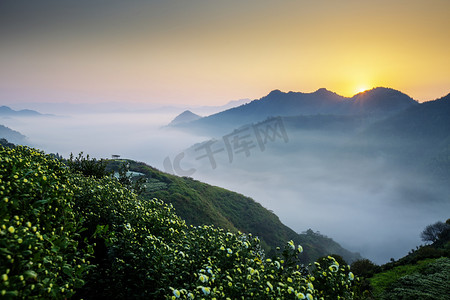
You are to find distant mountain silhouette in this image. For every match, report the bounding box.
[0,106,44,117]
[349,87,418,114]
[361,93,450,173]
[168,110,201,126]
[194,98,250,115]
[174,87,418,134]
[0,124,27,144]
[365,93,450,139]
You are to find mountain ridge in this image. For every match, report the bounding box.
[0,124,27,145]
[168,110,202,126]
[171,87,419,134]
[350,87,418,114]
[0,105,45,117]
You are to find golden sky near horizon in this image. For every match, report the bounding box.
[0,0,449,105]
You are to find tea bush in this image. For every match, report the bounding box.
[1,146,357,299]
[0,146,93,299]
[376,257,450,299]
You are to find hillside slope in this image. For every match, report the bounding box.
[0,125,27,145]
[107,159,361,263]
[0,105,43,117]
[168,110,201,126]
[360,93,450,180]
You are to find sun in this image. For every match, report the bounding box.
[355,85,370,94]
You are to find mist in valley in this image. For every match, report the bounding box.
[1,109,206,165]
[1,107,449,265]
[162,120,450,264]
[189,141,448,265]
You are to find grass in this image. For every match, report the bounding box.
[370,258,439,297]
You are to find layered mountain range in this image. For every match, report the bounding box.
[170,87,420,134]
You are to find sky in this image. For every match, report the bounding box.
[0,0,449,106]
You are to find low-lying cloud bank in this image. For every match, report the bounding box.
[2,111,448,264]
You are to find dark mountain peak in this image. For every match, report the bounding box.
[354,87,408,98]
[350,87,417,113]
[312,88,347,101]
[352,87,415,102]
[267,89,284,97]
[261,88,345,103]
[0,106,14,114]
[435,93,450,101]
[314,87,335,95]
[259,89,287,102]
[169,110,201,126]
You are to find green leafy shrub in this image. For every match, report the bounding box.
[351,259,380,278]
[0,146,93,299]
[66,152,109,179]
[311,255,356,299]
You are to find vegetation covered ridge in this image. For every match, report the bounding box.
[106,159,362,264]
[1,145,357,299]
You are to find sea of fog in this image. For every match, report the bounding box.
[2,110,449,264]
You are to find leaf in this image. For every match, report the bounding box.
[74,278,85,288]
[62,265,73,277]
[33,199,49,206]
[0,247,12,255]
[24,270,38,280]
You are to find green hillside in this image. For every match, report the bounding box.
[369,258,450,299]
[106,159,361,264]
[1,145,358,299]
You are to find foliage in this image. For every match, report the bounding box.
[369,258,436,297]
[421,221,449,243]
[66,152,110,179]
[348,259,380,298]
[0,138,15,149]
[112,160,147,195]
[350,259,380,278]
[1,146,359,299]
[0,146,93,299]
[311,256,356,300]
[376,258,450,299]
[67,155,146,195]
